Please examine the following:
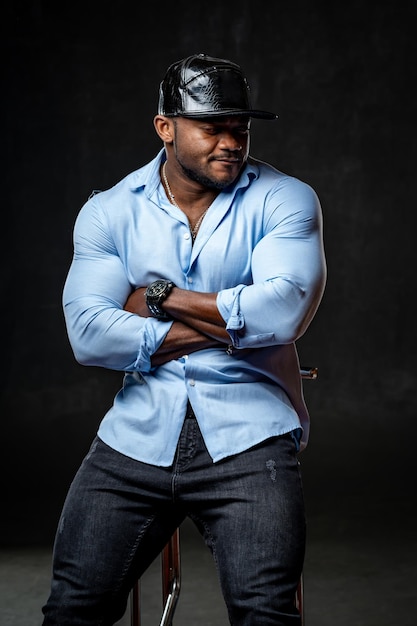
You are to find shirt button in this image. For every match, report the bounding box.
[189,379,196,387]
[187,277,193,284]
[184,232,191,240]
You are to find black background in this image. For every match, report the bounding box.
[1,0,416,551]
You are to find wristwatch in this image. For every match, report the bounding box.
[145,279,175,320]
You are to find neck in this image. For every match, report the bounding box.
[161,161,215,240]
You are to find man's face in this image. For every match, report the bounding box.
[172,115,250,190]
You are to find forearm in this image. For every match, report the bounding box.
[163,288,230,343]
[151,320,224,366]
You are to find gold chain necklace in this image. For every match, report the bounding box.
[162,161,209,240]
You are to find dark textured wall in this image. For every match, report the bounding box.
[2,1,416,545]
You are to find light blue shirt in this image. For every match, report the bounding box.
[63,149,326,465]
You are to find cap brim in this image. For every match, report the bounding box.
[174,108,278,120]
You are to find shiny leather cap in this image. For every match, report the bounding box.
[158,53,278,120]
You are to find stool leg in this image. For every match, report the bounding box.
[130,579,140,626]
[160,528,181,626]
[295,574,304,625]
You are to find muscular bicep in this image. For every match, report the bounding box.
[251,207,325,288]
[221,181,326,347]
[65,200,133,307]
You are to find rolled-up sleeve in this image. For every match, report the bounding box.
[216,178,326,348]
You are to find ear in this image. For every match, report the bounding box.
[154,115,174,143]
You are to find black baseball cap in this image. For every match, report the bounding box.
[158,53,278,120]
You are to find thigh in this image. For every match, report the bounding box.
[195,434,305,626]
[43,437,183,625]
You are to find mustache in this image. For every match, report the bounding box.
[209,151,243,162]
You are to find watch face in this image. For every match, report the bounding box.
[147,280,169,298]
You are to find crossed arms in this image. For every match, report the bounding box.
[124,287,230,366]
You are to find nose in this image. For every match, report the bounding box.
[218,132,244,152]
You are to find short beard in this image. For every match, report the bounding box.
[178,161,232,191]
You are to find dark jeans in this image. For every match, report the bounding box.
[42,407,306,625]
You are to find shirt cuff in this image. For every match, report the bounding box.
[217,284,276,349]
[134,317,173,372]
[217,285,246,345]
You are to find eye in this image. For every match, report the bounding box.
[197,123,214,135]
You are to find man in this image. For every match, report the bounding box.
[42,53,326,625]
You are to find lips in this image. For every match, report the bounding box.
[211,157,242,165]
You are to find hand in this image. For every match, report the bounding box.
[124,287,151,317]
